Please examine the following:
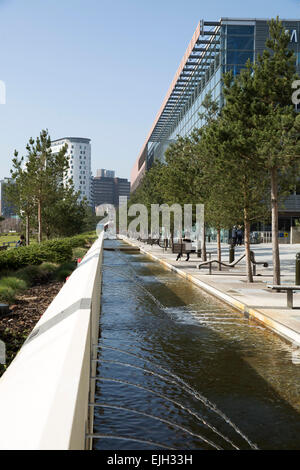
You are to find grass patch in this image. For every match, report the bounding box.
[0,235,20,244]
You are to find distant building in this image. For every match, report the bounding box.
[0,178,17,217]
[51,137,93,205]
[92,170,130,208]
[96,169,115,178]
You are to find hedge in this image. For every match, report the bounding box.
[0,232,96,272]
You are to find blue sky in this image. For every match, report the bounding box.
[0,0,299,181]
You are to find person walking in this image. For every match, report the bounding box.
[237,226,244,246]
[231,226,237,247]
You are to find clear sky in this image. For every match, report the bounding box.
[0,0,299,181]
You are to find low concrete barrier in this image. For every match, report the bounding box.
[0,233,104,450]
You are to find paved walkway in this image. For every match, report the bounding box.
[121,238,300,346]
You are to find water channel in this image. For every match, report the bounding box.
[92,239,300,450]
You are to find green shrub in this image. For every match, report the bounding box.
[0,232,98,274]
[0,286,16,303]
[0,277,27,291]
[39,262,58,273]
[0,239,73,272]
[16,265,44,286]
[54,269,73,282]
[73,247,87,259]
[53,261,77,282]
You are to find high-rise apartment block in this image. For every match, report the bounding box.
[51,137,92,205]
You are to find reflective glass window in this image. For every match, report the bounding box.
[227,35,254,50]
[225,64,246,76]
[226,50,254,65]
[227,25,254,35]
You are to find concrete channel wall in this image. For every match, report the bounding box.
[0,233,104,450]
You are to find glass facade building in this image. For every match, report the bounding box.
[131,18,300,195]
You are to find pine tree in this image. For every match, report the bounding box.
[8,130,73,243]
[6,153,36,245]
[24,130,69,242]
[201,65,271,282]
[252,17,300,285]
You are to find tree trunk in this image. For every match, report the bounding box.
[271,167,280,285]
[217,228,221,271]
[25,215,30,246]
[202,225,207,261]
[38,200,42,243]
[244,214,253,283]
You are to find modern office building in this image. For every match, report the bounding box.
[131,18,300,229]
[92,170,130,208]
[51,137,93,205]
[0,178,17,217]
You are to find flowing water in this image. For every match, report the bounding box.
[92,239,300,450]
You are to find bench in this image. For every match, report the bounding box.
[205,250,217,260]
[250,251,268,275]
[172,242,203,259]
[197,250,268,275]
[172,242,193,255]
[1,241,17,248]
[197,253,246,274]
[267,285,300,309]
[148,238,159,246]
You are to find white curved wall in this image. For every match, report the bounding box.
[0,234,104,450]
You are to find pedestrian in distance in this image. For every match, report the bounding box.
[16,234,25,248]
[237,226,244,246]
[231,226,237,247]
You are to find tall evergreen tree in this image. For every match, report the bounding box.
[253,17,300,285]
[6,154,36,245]
[23,130,69,242]
[190,91,220,261]
[202,65,271,282]
[8,129,87,242]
